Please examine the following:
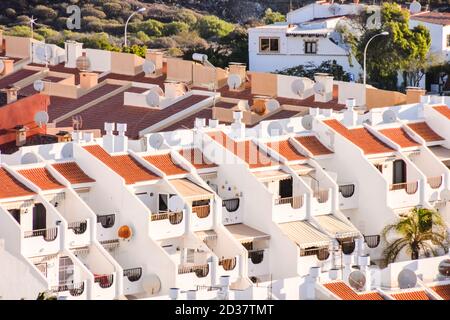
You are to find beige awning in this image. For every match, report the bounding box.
[290,163,315,175]
[278,220,331,249]
[429,146,450,162]
[253,169,291,183]
[315,214,360,239]
[195,230,217,242]
[225,223,270,243]
[169,178,213,201]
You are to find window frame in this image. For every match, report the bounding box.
[304,40,318,54]
[259,37,280,54]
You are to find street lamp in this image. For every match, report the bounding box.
[124,7,146,47]
[192,53,217,109]
[363,31,389,87]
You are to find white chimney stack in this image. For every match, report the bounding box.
[64,41,83,69]
[209,119,219,128]
[103,122,115,153]
[329,268,340,281]
[358,254,371,292]
[420,95,430,105]
[342,98,358,127]
[231,111,245,139]
[114,123,128,153]
[306,266,320,300]
[194,118,206,129]
[169,288,180,300]
[313,73,334,103]
[342,254,353,282]
[187,290,197,300]
[83,132,94,143]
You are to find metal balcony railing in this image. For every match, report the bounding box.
[389,181,418,194]
[192,205,210,219]
[97,214,115,228]
[339,184,355,198]
[300,247,330,261]
[151,211,183,225]
[68,220,87,235]
[51,282,85,296]
[219,257,237,271]
[222,198,240,212]
[94,274,114,289]
[364,234,381,249]
[123,267,143,282]
[178,264,209,278]
[275,195,304,209]
[428,176,443,189]
[248,249,264,265]
[313,189,329,203]
[24,227,58,242]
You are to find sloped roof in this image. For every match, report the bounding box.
[314,214,360,239]
[431,284,450,300]
[225,223,270,243]
[143,153,188,176]
[295,136,333,156]
[391,290,430,300]
[0,168,35,199]
[169,178,212,201]
[378,127,420,148]
[265,139,306,161]
[433,105,450,120]
[407,122,444,142]
[323,281,384,300]
[52,162,95,184]
[179,148,217,169]
[411,11,450,26]
[17,167,64,191]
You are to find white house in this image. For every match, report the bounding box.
[248,1,364,79]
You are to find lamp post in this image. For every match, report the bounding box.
[124,7,146,47]
[363,31,389,87]
[192,53,217,109]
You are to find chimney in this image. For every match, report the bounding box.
[355,237,365,257]
[115,123,128,152]
[406,87,426,104]
[231,111,245,139]
[228,62,247,92]
[219,275,230,300]
[164,81,185,99]
[209,119,219,128]
[103,122,115,153]
[329,268,340,281]
[71,131,82,143]
[342,98,357,127]
[342,254,353,282]
[83,131,94,143]
[169,288,180,300]
[3,86,19,104]
[306,266,320,300]
[64,41,83,69]
[79,72,98,90]
[14,125,27,147]
[56,131,72,143]
[0,59,15,76]
[420,95,430,105]
[145,49,164,77]
[313,73,333,103]
[358,254,371,292]
[194,118,206,129]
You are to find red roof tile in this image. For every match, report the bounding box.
[323,281,384,300]
[324,119,394,155]
[433,105,450,120]
[265,140,306,161]
[407,122,444,142]
[295,136,333,156]
[391,290,430,300]
[18,167,64,191]
[83,145,159,184]
[143,153,188,176]
[431,284,450,300]
[379,128,420,148]
[0,69,39,90]
[0,168,35,199]
[179,148,217,169]
[411,11,450,26]
[52,162,95,184]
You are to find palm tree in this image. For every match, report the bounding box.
[382,207,449,264]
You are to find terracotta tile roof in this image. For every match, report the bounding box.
[379,128,420,148]
[83,145,159,184]
[407,122,444,142]
[0,69,39,90]
[431,284,450,300]
[295,136,333,156]
[179,148,217,169]
[433,105,450,120]
[18,167,64,191]
[143,153,188,176]
[391,290,430,300]
[265,140,306,161]
[411,11,450,26]
[99,72,167,87]
[260,109,300,122]
[0,168,35,199]
[29,63,100,85]
[51,162,95,184]
[323,281,384,300]
[324,119,394,155]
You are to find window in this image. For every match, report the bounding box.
[393,160,406,184]
[158,194,168,212]
[259,37,279,53]
[304,41,317,54]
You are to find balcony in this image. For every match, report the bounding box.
[68,220,87,235]
[67,219,90,248]
[300,247,330,261]
[123,267,143,282]
[313,190,329,203]
[51,282,85,297]
[275,195,304,209]
[94,274,114,289]
[151,211,183,225]
[427,176,443,189]
[339,184,355,198]
[219,257,237,271]
[248,249,264,265]
[192,205,210,219]
[97,214,115,229]
[149,211,185,240]
[178,264,209,278]
[364,234,380,249]
[222,198,240,212]
[24,227,58,242]
[389,181,418,194]
[338,184,357,209]
[388,181,420,208]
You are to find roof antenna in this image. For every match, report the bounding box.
[289,0,293,12]
[28,16,37,40]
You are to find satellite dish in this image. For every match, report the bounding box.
[72,115,83,131]
[409,1,422,14]
[382,110,398,123]
[148,133,164,150]
[265,99,280,112]
[267,121,284,136]
[237,100,249,111]
[143,60,156,75]
[348,270,366,292]
[227,74,242,90]
[0,60,4,73]
[440,189,450,202]
[291,79,305,96]
[166,130,182,146]
[313,82,325,96]
[146,90,162,107]
[36,44,53,62]
[34,111,49,127]
[33,79,45,92]
[301,114,314,130]
[438,259,450,277]
[168,195,184,212]
[398,269,417,289]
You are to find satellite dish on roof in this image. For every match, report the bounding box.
[166,130,182,146]
[409,1,422,14]
[33,79,45,92]
[148,133,164,150]
[34,111,49,127]
[301,114,314,130]
[313,82,325,96]
[267,121,284,136]
[382,109,398,123]
[265,99,280,113]
[146,90,162,107]
[227,74,242,90]
[398,269,417,289]
[0,60,4,73]
[36,44,53,63]
[348,270,366,292]
[168,195,184,212]
[143,60,156,75]
[291,79,306,96]
[438,259,450,277]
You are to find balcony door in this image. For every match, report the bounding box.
[158,194,169,213]
[59,256,74,286]
[279,178,293,199]
[393,160,406,184]
[32,203,46,231]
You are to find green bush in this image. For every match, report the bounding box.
[32,5,57,21]
[163,21,189,36]
[136,31,150,43]
[81,6,107,20]
[195,15,234,39]
[5,8,16,19]
[262,9,285,25]
[102,3,122,17]
[137,19,164,37]
[176,9,198,26]
[36,27,59,39]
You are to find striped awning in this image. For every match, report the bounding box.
[314,214,360,239]
[225,223,270,244]
[278,220,331,249]
[253,170,291,183]
[169,178,213,201]
[0,199,34,210]
[195,229,217,242]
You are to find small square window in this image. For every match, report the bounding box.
[259,37,279,53]
[305,41,317,54]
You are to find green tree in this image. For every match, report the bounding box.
[136,31,151,44]
[32,5,57,21]
[138,19,164,37]
[195,15,234,39]
[262,8,285,25]
[122,44,147,58]
[6,25,44,41]
[382,207,448,264]
[163,22,189,37]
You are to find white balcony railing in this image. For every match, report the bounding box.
[24,227,58,242]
